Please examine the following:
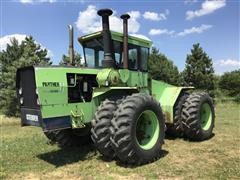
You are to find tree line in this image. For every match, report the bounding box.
[0,36,239,116]
[148,44,239,102]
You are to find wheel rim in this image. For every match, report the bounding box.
[200,103,212,131]
[136,110,159,150]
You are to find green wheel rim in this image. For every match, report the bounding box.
[200,103,212,131]
[136,110,160,150]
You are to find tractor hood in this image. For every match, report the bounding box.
[17,66,100,107]
[34,66,99,105]
[16,65,100,130]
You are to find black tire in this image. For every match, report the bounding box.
[44,127,92,148]
[91,99,117,159]
[181,92,215,141]
[166,92,189,138]
[110,94,165,165]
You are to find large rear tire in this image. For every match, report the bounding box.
[110,94,165,165]
[91,99,117,159]
[181,92,215,141]
[166,92,189,138]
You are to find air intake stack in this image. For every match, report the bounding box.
[68,25,75,66]
[97,9,115,68]
[120,14,130,69]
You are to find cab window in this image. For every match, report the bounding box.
[140,47,149,71]
[83,37,122,68]
[128,44,138,70]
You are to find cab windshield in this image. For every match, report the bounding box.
[82,36,149,71]
[83,37,122,68]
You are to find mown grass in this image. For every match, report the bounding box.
[1,102,240,179]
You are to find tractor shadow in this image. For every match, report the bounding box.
[164,134,180,140]
[114,149,169,168]
[165,133,215,141]
[37,144,96,167]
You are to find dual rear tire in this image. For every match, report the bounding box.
[181,92,215,141]
[91,94,165,165]
[166,91,215,141]
[91,92,215,165]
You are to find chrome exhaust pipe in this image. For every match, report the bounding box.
[68,25,75,66]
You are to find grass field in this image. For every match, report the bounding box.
[1,102,240,179]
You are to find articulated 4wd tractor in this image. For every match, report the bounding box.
[16,9,215,165]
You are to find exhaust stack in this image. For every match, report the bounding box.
[68,25,75,66]
[97,9,115,68]
[121,14,130,69]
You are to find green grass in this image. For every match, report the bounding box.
[1,102,240,179]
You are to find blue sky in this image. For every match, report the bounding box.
[1,0,239,74]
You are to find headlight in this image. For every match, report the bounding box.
[20,97,24,104]
[37,98,40,105]
[83,82,88,92]
[18,88,22,95]
[36,89,38,95]
[105,80,109,86]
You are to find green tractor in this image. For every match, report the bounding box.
[16,9,215,165]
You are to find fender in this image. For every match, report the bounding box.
[151,80,193,123]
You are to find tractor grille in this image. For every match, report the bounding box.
[16,66,39,109]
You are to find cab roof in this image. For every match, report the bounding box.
[78,31,152,48]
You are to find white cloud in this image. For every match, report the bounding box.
[186,0,226,20]
[177,24,212,36]
[75,6,151,42]
[19,0,57,3]
[126,11,141,33]
[75,5,101,34]
[184,0,198,4]
[143,9,169,21]
[20,0,33,3]
[214,58,240,74]
[149,29,175,36]
[0,34,27,51]
[149,24,212,37]
[0,34,53,58]
[75,5,141,34]
[216,59,240,67]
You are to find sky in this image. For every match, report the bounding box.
[0,0,239,74]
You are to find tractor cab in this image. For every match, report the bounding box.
[78,31,151,72]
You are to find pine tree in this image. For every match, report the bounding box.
[182,43,215,93]
[0,36,51,116]
[59,52,82,66]
[148,47,180,85]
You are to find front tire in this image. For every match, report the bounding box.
[181,92,215,141]
[91,99,117,159]
[110,94,165,165]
